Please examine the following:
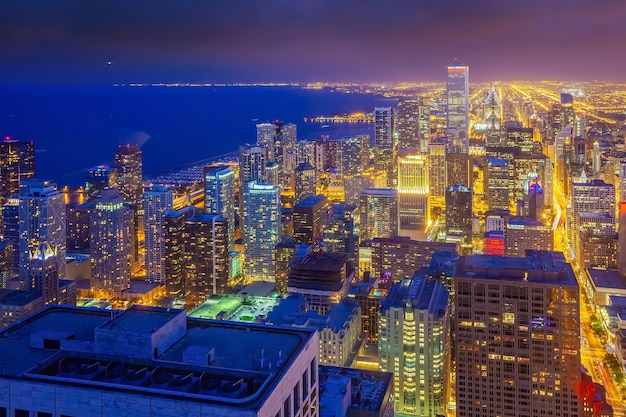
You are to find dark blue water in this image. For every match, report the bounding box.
[0,85,381,186]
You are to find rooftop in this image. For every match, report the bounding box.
[380,277,449,316]
[189,294,280,322]
[0,305,316,409]
[587,268,626,290]
[319,366,393,414]
[456,251,578,286]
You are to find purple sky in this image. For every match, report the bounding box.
[1,0,625,84]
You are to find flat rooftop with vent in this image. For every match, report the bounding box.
[0,304,318,417]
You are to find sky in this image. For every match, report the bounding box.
[1,0,625,84]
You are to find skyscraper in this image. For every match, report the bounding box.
[29,241,59,305]
[204,165,235,252]
[0,137,35,208]
[243,182,281,282]
[455,251,582,417]
[163,206,193,299]
[294,162,316,203]
[560,92,575,129]
[445,185,472,247]
[446,63,470,153]
[486,157,510,211]
[85,165,117,197]
[379,276,450,417]
[114,144,143,206]
[428,139,447,210]
[184,212,229,306]
[18,180,66,281]
[397,153,429,229]
[374,107,397,186]
[484,86,502,146]
[89,189,132,298]
[293,195,328,245]
[2,197,20,274]
[143,186,173,283]
[397,97,421,150]
[359,188,399,242]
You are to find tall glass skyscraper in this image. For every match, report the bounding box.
[446,63,470,153]
[0,137,35,204]
[114,144,143,206]
[18,180,66,281]
[242,182,281,282]
[204,165,235,252]
[359,188,399,242]
[143,185,173,283]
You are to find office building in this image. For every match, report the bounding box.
[90,189,132,298]
[293,195,328,245]
[163,206,194,299]
[446,63,470,153]
[287,252,352,314]
[486,158,510,211]
[0,137,35,205]
[571,179,616,258]
[18,180,66,281]
[561,93,575,129]
[0,304,318,417]
[184,212,229,306]
[369,236,457,283]
[619,161,626,203]
[243,182,281,282]
[204,165,235,252]
[379,276,450,417]
[294,162,317,203]
[256,121,297,168]
[29,241,59,305]
[397,97,424,150]
[397,153,429,230]
[505,127,534,153]
[359,188,399,242]
[454,251,582,417]
[143,186,174,283]
[505,216,553,257]
[445,185,472,247]
[322,204,358,259]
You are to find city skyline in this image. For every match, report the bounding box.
[1,1,626,84]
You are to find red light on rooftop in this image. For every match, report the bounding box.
[4,136,10,141]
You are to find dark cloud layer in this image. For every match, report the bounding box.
[0,0,624,83]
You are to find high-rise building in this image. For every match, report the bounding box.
[293,195,328,245]
[505,127,534,153]
[2,197,20,274]
[18,180,66,281]
[379,276,450,417]
[397,97,421,150]
[428,140,447,210]
[66,202,92,252]
[398,153,429,230]
[114,145,143,206]
[204,165,235,252]
[85,165,117,197]
[369,236,457,283]
[29,241,59,305]
[322,204,358,259]
[184,212,229,306]
[374,107,397,186]
[294,162,316,203]
[445,185,472,247]
[570,179,615,257]
[89,189,132,298]
[486,157,510,211]
[560,92,575,129]
[359,188,399,242]
[163,206,194,299]
[256,121,297,167]
[287,252,352,314]
[446,153,473,189]
[0,137,35,204]
[243,182,281,282]
[619,160,626,203]
[446,63,470,153]
[143,186,173,283]
[505,216,553,257]
[484,86,502,147]
[455,251,582,417]
[0,239,13,288]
